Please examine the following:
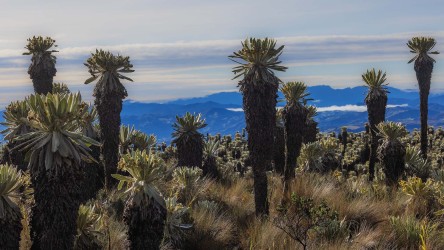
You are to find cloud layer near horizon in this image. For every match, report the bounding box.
[2,0,444,107]
[2,33,444,101]
[227,104,409,113]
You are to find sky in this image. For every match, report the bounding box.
[1,0,444,107]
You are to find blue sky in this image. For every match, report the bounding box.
[1,0,444,107]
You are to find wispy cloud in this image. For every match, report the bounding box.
[317,104,408,112]
[2,31,444,108]
[227,104,409,113]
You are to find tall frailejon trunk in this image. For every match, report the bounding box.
[241,81,277,216]
[30,163,82,250]
[28,55,56,95]
[80,144,103,202]
[32,78,53,95]
[282,104,307,201]
[366,95,387,181]
[124,197,166,250]
[273,125,285,175]
[378,141,406,186]
[361,124,370,164]
[96,92,122,190]
[0,206,22,250]
[304,119,318,144]
[415,57,433,159]
[177,138,203,168]
[203,155,218,178]
[283,103,307,181]
[2,141,27,171]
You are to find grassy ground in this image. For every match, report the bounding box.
[13,129,444,249]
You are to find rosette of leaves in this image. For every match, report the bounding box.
[1,100,31,169]
[163,197,193,248]
[377,122,407,186]
[52,82,71,95]
[120,125,157,154]
[202,138,220,178]
[23,36,58,94]
[1,100,31,141]
[114,150,166,209]
[0,164,24,249]
[319,137,341,171]
[12,93,100,249]
[132,130,156,152]
[75,205,103,250]
[14,93,99,173]
[172,112,207,168]
[298,142,324,172]
[171,167,203,206]
[113,150,167,249]
[229,37,287,84]
[119,125,137,154]
[84,49,134,94]
[405,145,431,181]
[399,177,440,217]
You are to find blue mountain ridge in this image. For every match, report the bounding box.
[120,85,444,142]
[1,85,444,143]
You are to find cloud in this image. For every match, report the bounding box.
[316,104,408,112]
[1,32,444,106]
[4,32,444,66]
[227,104,409,113]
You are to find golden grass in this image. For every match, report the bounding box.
[15,169,444,250]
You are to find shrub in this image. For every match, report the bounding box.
[273,193,340,250]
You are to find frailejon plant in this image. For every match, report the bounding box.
[230,37,287,216]
[281,81,311,181]
[163,197,193,248]
[75,205,103,249]
[362,68,388,181]
[85,49,134,190]
[405,145,431,181]
[407,37,439,159]
[171,167,204,206]
[13,93,99,249]
[113,149,167,250]
[304,105,319,144]
[203,138,220,178]
[119,125,137,154]
[0,164,24,249]
[298,142,324,172]
[377,122,407,186]
[172,112,207,168]
[1,100,31,170]
[399,176,441,217]
[52,82,71,95]
[23,36,58,94]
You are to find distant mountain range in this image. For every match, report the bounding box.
[2,85,444,143]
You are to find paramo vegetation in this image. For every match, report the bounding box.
[1,35,444,249]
